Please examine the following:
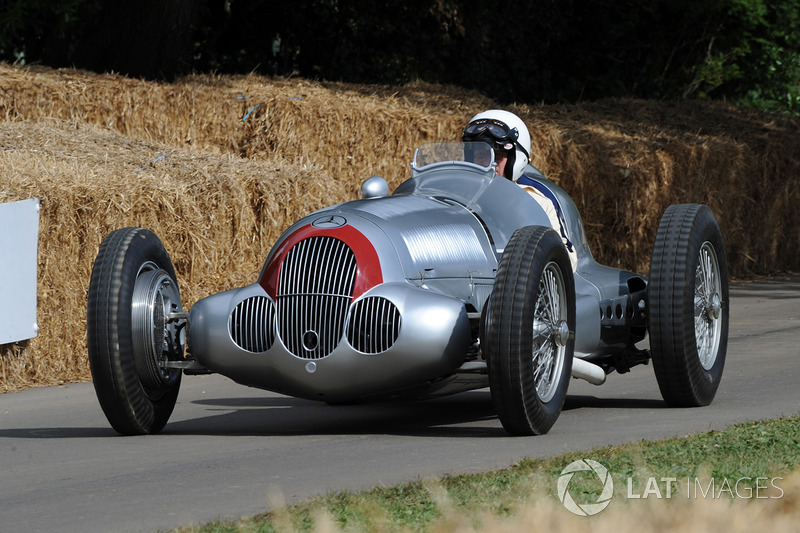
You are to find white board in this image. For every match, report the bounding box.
[0,198,40,344]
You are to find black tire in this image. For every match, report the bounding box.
[648,204,729,407]
[483,226,575,436]
[87,227,184,435]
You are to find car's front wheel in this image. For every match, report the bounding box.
[87,227,184,435]
[648,204,729,407]
[483,226,575,436]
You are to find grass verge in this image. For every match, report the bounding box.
[176,414,800,532]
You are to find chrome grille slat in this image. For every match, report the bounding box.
[346,296,401,355]
[276,236,357,359]
[229,296,275,353]
[382,299,388,352]
[370,297,377,354]
[337,240,352,295]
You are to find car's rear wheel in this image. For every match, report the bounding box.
[483,226,575,435]
[648,204,729,407]
[87,227,184,435]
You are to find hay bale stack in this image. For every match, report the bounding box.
[0,119,345,389]
[0,65,490,187]
[520,99,800,274]
[1,63,798,391]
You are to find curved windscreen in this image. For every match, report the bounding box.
[411,142,495,173]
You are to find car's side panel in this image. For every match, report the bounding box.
[523,165,589,259]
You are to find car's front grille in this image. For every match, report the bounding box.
[276,236,357,359]
[346,296,401,354]
[229,296,276,353]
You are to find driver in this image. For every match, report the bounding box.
[462,109,577,270]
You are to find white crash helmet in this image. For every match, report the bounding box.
[461,109,531,182]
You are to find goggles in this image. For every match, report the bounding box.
[462,119,519,152]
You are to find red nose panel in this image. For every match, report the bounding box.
[260,224,383,299]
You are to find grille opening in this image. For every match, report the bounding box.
[229,296,276,353]
[276,236,358,359]
[346,296,401,355]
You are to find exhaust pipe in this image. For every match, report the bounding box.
[572,357,606,385]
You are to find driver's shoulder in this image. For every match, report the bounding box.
[516,174,552,199]
[516,174,540,187]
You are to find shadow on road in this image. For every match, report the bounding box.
[167,390,506,438]
[564,395,666,410]
[0,390,672,440]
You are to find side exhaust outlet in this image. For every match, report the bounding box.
[572,357,607,385]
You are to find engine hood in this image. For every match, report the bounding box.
[258,194,499,299]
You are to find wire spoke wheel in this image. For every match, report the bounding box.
[532,263,568,403]
[483,226,574,436]
[648,204,729,407]
[694,243,723,370]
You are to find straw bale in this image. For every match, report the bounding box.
[1,62,799,390]
[515,98,800,274]
[0,118,345,390]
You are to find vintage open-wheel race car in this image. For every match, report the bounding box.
[87,142,729,436]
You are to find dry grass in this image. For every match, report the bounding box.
[441,482,800,533]
[1,62,799,391]
[433,474,800,533]
[195,471,800,532]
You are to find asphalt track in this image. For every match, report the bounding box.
[1,275,798,532]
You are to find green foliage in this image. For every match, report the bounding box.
[688,0,800,114]
[0,0,94,65]
[1,0,798,115]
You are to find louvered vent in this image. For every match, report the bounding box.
[229,296,276,353]
[277,236,357,359]
[346,297,401,354]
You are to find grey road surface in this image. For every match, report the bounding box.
[1,275,798,532]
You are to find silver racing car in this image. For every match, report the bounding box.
[87,142,729,436]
